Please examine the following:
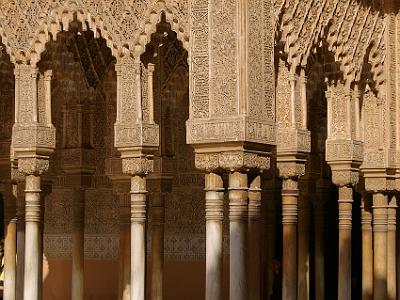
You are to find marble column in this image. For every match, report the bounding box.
[16,183,25,300]
[72,188,85,300]
[248,175,261,300]
[313,195,326,300]
[372,192,388,300]
[130,175,147,300]
[281,179,298,300]
[4,189,17,300]
[361,193,373,300]
[150,192,165,300]
[387,195,397,300]
[23,174,42,300]
[205,172,224,300]
[337,186,353,300]
[229,171,248,300]
[118,193,131,300]
[297,183,310,300]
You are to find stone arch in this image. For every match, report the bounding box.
[132,1,189,57]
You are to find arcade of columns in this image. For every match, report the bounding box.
[0,0,399,300]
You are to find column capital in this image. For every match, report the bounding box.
[194,150,270,173]
[122,157,153,176]
[18,158,49,176]
[277,158,306,180]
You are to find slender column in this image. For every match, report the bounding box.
[72,188,85,300]
[150,193,165,300]
[282,179,298,300]
[297,184,310,300]
[205,173,224,300]
[118,194,131,300]
[16,183,25,300]
[248,175,261,300]
[313,196,325,300]
[361,193,373,300]
[338,186,353,300]
[372,193,388,300]
[23,175,42,300]
[4,189,17,300]
[387,195,397,300]
[130,175,147,300]
[229,171,248,300]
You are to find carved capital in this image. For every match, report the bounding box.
[277,158,306,180]
[122,157,153,176]
[331,169,359,187]
[219,151,270,172]
[18,158,49,176]
[195,153,220,172]
[195,151,270,173]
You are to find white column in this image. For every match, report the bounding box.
[361,193,373,300]
[337,186,353,300]
[205,173,224,300]
[130,175,147,300]
[72,188,85,300]
[118,193,130,300]
[372,193,388,300]
[387,195,397,300]
[4,189,17,300]
[229,172,248,300]
[23,175,42,300]
[282,179,298,300]
[150,191,165,300]
[248,175,261,300]
[16,183,25,300]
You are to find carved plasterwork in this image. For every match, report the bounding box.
[0,0,189,64]
[195,151,270,173]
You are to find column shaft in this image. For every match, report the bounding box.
[150,194,165,300]
[282,179,298,300]
[4,190,17,300]
[229,172,248,300]
[248,175,261,300]
[297,189,310,300]
[313,199,325,300]
[361,194,373,300]
[72,189,85,300]
[118,194,130,300]
[205,173,224,300]
[372,193,388,300]
[387,196,397,300]
[23,175,42,300]
[130,176,147,300]
[16,183,25,300]
[338,186,353,300]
